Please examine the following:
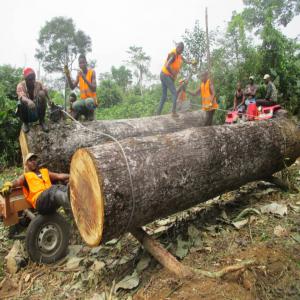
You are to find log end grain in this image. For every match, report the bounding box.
[70,149,104,246]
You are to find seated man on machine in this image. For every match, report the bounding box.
[256,74,278,107]
[0,153,70,215]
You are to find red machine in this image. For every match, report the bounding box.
[225,103,281,124]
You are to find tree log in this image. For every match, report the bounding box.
[69,116,300,246]
[19,111,207,172]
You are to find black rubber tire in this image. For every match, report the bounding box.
[25,213,70,264]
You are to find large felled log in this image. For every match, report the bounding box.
[19,111,207,172]
[69,116,300,246]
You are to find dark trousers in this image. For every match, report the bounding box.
[157,72,177,114]
[36,185,68,215]
[204,110,215,126]
[16,97,46,124]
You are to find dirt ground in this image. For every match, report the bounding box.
[0,165,300,300]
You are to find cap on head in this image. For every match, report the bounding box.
[249,76,254,80]
[25,153,38,164]
[23,68,35,79]
[263,74,270,80]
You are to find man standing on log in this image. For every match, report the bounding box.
[256,74,278,107]
[64,54,97,121]
[16,68,50,133]
[157,42,194,117]
[0,153,70,215]
[188,71,218,126]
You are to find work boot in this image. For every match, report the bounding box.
[40,120,49,132]
[22,123,30,133]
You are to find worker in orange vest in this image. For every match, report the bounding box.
[0,153,70,215]
[65,54,97,120]
[157,42,194,117]
[188,71,218,126]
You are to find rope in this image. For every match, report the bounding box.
[60,109,136,243]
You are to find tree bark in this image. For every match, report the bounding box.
[69,116,300,246]
[19,111,207,172]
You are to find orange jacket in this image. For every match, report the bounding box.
[79,69,98,105]
[23,168,52,208]
[162,49,183,77]
[200,79,218,111]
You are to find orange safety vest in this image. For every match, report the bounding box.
[79,69,98,105]
[200,79,218,111]
[23,168,52,208]
[162,49,183,77]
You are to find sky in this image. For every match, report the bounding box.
[0,0,299,78]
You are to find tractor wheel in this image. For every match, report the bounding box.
[25,213,70,264]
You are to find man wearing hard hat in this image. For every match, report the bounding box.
[0,153,70,215]
[263,74,277,103]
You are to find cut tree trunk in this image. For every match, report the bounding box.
[19,111,207,172]
[69,116,300,246]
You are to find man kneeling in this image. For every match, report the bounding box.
[0,153,70,215]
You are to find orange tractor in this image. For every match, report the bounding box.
[0,188,70,263]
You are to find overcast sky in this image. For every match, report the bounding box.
[1,0,299,78]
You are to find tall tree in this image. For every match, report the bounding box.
[36,17,92,106]
[111,65,132,91]
[182,20,208,74]
[36,17,92,74]
[242,0,300,30]
[126,46,151,95]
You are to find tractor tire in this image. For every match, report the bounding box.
[25,213,70,264]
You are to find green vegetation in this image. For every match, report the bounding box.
[0,1,299,168]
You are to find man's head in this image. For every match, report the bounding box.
[78,54,87,72]
[176,42,184,55]
[25,153,38,172]
[249,76,254,84]
[23,68,36,89]
[237,82,242,90]
[263,74,271,83]
[201,71,209,83]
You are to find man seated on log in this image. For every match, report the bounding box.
[233,82,245,112]
[0,153,70,215]
[244,76,257,104]
[188,71,218,126]
[64,54,97,121]
[256,74,278,107]
[16,68,51,133]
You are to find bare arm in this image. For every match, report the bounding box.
[49,172,69,182]
[233,93,237,110]
[65,67,79,90]
[11,175,25,188]
[187,88,201,97]
[165,54,176,79]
